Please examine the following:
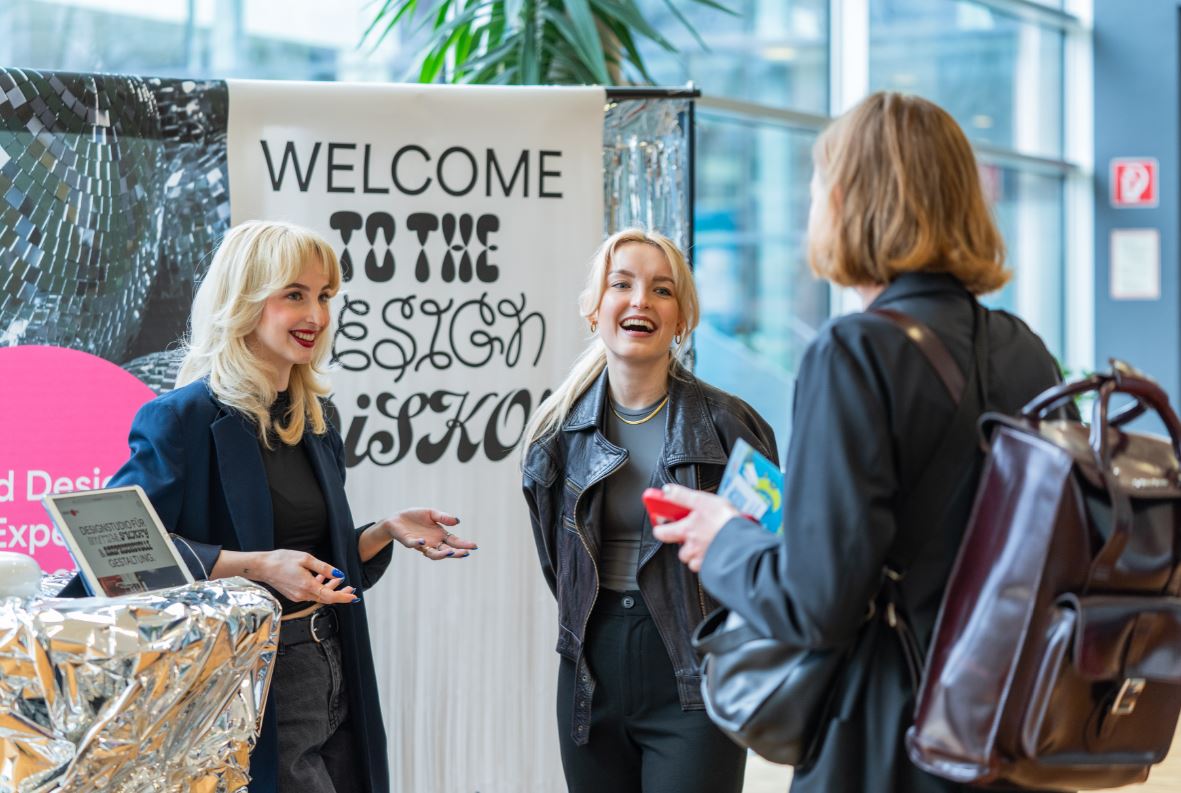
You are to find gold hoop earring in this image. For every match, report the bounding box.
[590,321,598,333]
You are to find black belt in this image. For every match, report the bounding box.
[280,607,339,647]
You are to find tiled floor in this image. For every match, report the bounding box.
[742,729,1181,792]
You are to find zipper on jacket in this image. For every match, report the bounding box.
[637,461,682,570]
[638,460,709,570]
[646,462,709,617]
[572,453,629,645]
[633,461,710,679]
[694,461,710,619]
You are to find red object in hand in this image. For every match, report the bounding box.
[642,487,691,525]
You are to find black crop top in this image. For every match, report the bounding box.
[260,391,332,613]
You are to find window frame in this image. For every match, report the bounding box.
[695,0,1091,371]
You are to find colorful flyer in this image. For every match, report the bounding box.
[719,438,784,534]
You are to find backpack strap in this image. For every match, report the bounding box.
[868,302,990,688]
[872,303,990,559]
[870,308,967,403]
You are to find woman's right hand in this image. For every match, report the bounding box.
[257,550,357,605]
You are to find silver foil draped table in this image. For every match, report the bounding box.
[0,578,281,792]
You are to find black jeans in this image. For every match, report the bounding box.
[557,591,747,793]
[273,612,361,793]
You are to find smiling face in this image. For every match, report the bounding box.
[592,242,683,370]
[247,256,334,390]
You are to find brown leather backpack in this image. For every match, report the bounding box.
[906,362,1181,790]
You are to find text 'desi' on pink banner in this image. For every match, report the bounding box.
[0,346,155,572]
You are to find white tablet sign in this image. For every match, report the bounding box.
[42,486,194,597]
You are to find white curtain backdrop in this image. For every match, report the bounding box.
[227,80,605,792]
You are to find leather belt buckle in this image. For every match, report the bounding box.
[309,609,330,644]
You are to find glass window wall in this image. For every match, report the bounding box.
[636,0,829,115]
[693,119,824,444]
[0,0,1086,441]
[869,0,1064,159]
[980,163,1066,355]
[0,0,416,82]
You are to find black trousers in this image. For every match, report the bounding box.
[557,591,747,793]
[273,611,361,793]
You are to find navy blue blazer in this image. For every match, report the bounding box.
[71,380,393,793]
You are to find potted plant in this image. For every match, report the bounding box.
[364,0,732,85]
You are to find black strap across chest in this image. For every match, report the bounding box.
[868,303,989,686]
[869,303,989,574]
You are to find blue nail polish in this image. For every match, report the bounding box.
[331,568,345,578]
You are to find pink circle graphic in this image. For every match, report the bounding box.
[0,346,155,572]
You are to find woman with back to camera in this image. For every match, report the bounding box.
[91,221,477,793]
[521,228,777,793]
[652,93,1073,792]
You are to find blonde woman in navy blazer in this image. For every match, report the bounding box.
[90,221,477,793]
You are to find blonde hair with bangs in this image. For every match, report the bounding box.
[809,91,1010,295]
[522,228,698,448]
[177,220,341,447]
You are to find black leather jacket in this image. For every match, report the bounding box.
[522,365,777,745]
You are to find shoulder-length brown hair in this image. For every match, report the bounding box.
[808,91,1009,295]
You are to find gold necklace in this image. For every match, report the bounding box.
[611,394,670,425]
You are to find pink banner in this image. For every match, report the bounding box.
[0,346,154,572]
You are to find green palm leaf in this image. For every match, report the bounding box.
[589,0,675,53]
[560,0,610,83]
[363,0,735,86]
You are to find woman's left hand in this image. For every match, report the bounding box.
[383,509,478,560]
[651,484,740,573]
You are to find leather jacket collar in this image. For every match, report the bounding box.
[560,361,729,467]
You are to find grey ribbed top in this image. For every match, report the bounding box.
[599,395,667,592]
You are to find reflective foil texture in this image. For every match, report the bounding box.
[0,68,229,388]
[602,96,692,364]
[0,578,280,792]
[603,97,691,254]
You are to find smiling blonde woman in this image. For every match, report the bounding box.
[75,220,477,793]
[521,228,777,793]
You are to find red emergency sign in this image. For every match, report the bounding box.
[1111,158,1159,208]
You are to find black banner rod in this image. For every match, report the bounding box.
[605,85,701,100]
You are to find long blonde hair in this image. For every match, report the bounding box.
[177,220,341,446]
[809,91,1009,295]
[522,228,699,449]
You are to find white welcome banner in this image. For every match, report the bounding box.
[227,80,605,793]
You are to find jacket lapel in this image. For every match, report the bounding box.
[662,368,728,467]
[562,366,731,566]
[211,411,274,552]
